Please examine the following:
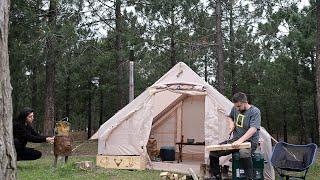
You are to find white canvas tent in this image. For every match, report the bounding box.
[91,62,275,179]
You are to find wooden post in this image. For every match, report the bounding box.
[129,48,134,102]
[188,168,199,180]
[176,105,182,142]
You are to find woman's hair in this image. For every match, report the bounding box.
[16,107,34,123]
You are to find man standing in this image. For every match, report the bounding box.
[209,92,261,179]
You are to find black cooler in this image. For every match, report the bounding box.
[160,146,175,161]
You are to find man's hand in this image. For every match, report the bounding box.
[231,139,244,148]
[46,137,54,144]
[232,127,257,148]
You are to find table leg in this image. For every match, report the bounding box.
[178,144,182,163]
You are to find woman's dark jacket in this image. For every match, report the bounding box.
[13,121,47,151]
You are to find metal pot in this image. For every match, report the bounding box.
[187,138,194,144]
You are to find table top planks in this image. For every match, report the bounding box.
[205,142,251,151]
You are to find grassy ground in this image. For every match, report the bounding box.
[18,141,320,180]
[292,154,320,180]
[17,156,160,180]
[17,141,160,180]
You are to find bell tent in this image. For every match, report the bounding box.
[91,62,275,179]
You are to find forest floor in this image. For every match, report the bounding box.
[17,132,320,180]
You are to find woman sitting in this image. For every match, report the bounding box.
[13,107,54,161]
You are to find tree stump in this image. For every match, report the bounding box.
[74,161,94,170]
[199,163,210,178]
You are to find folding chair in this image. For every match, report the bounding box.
[270,141,317,180]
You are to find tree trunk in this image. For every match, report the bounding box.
[170,8,176,68]
[99,88,104,126]
[170,35,176,68]
[204,55,208,82]
[215,0,225,95]
[229,0,237,95]
[43,0,57,136]
[0,0,17,178]
[295,76,307,144]
[31,0,43,132]
[31,62,38,129]
[115,0,124,109]
[264,100,270,132]
[316,0,320,145]
[65,73,70,118]
[283,106,288,142]
[310,50,318,144]
[291,48,307,144]
[87,89,92,139]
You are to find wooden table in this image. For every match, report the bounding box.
[176,142,205,163]
[205,142,251,152]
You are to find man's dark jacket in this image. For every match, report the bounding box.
[13,122,47,151]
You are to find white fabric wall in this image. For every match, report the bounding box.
[152,90,181,117]
[153,112,177,148]
[204,93,231,164]
[181,96,205,154]
[260,128,275,180]
[98,93,154,155]
[103,115,139,155]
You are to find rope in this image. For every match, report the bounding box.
[270,136,278,143]
[72,142,86,152]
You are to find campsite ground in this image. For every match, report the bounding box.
[18,141,161,180]
[18,140,320,180]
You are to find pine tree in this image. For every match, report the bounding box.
[0,0,17,178]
